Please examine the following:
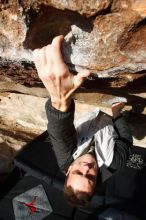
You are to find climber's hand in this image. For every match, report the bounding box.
[33,35,90,112]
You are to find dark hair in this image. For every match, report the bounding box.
[64,177,92,207]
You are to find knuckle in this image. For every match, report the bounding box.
[37,71,43,79]
[52,35,63,45]
[59,72,66,78]
[38,72,47,81]
[33,48,39,54]
[55,71,64,78]
[46,44,52,52]
[52,36,58,45]
[40,47,45,56]
[42,68,54,80]
[33,49,39,60]
[54,66,67,77]
[49,74,55,81]
[51,45,56,54]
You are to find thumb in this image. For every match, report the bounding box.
[73,69,91,89]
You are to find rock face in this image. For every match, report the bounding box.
[0,0,146,173]
[0,0,146,75]
[21,0,113,17]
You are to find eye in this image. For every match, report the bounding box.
[86,174,96,181]
[76,171,82,175]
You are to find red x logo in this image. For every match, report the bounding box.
[20,196,39,213]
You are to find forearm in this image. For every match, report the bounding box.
[45,99,77,170]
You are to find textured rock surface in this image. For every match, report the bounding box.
[0,0,146,77]
[0,0,146,173]
[63,12,146,76]
[0,1,29,61]
[0,92,47,173]
[20,0,112,17]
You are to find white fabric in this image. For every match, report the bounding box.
[73,109,118,167]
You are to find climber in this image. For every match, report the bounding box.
[33,35,133,207]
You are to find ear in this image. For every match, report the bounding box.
[66,165,72,176]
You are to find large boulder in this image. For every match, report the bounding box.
[0,0,146,77]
